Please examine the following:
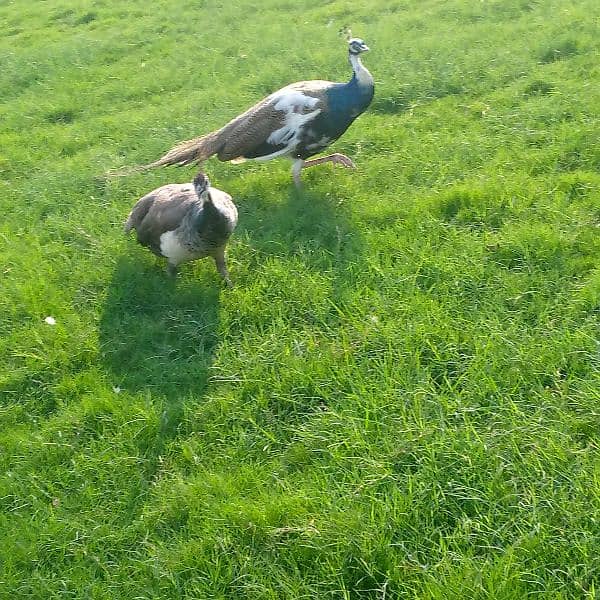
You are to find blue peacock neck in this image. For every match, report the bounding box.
[346,52,374,112]
[349,52,373,90]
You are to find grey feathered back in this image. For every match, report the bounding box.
[125,183,237,257]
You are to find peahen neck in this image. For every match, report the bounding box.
[349,53,373,88]
[194,181,208,199]
[191,184,213,230]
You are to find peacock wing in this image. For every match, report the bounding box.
[215,82,331,161]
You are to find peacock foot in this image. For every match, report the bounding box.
[329,153,356,169]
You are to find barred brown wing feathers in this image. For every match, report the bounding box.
[217,102,288,160]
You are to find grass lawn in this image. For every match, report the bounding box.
[1,0,600,597]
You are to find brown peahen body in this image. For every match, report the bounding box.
[124,172,238,285]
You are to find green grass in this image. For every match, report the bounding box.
[2,0,600,597]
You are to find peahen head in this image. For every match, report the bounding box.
[348,38,369,55]
[193,172,211,198]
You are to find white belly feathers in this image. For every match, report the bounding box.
[158,187,237,266]
[159,230,196,265]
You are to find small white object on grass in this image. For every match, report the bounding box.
[44,316,56,325]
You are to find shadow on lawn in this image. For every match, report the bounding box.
[99,182,365,434]
[99,256,221,436]
[237,183,366,302]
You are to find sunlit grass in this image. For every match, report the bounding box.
[1,0,599,597]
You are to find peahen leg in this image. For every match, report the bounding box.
[214,249,233,288]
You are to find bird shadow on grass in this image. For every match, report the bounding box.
[98,256,221,440]
[98,182,365,442]
[220,180,368,426]
[237,183,366,301]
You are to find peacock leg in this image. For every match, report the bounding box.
[166,262,178,277]
[291,159,304,187]
[302,153,357,171]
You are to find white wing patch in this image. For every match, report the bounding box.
[266,89,322,152]
[271,90,320,113]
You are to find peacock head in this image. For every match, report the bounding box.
[348,38,369,55]
[193,172,210,198]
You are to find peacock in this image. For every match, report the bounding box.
[124,38,374,186]
[124,172,238,285]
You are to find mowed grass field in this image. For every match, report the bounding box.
[2,0,600,597]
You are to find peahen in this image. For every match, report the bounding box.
[124,172,238,285]
[125,38,374,186]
